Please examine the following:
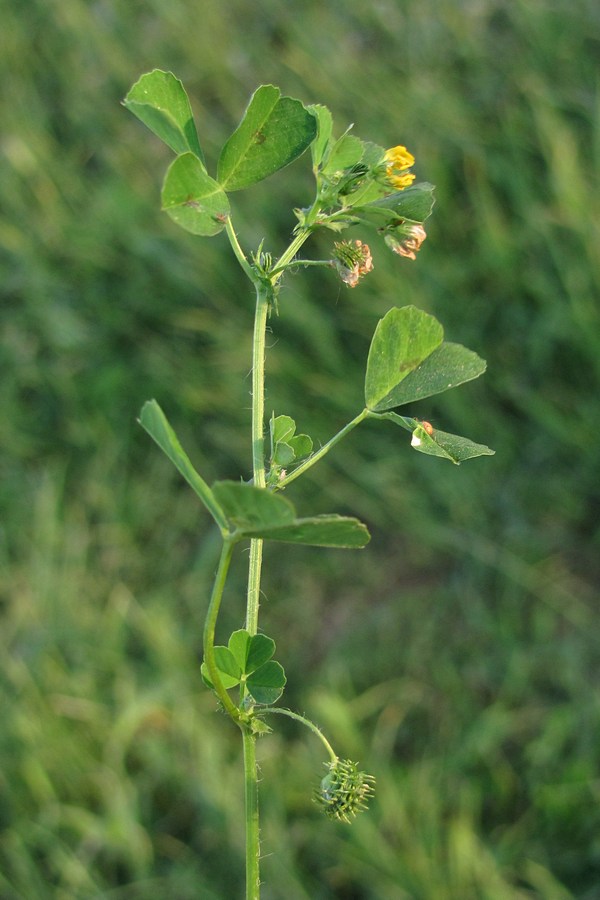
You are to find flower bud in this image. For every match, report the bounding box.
[384,223,427,260]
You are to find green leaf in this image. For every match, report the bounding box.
[361,141,386,167]
[273,442,296,466]
[212,481,296,531]
[246,635,276,673]
[246,661,286,705]
[383,342,487,406]
[217,85,317,191]
[342,182,386,208]
[227,630,251,672]
[288,434,313,458]
[373,412,495,464]
[245,515,371,548]
[365,307,443,411]
[225,630,276,674]
[308,104,333,168]
[357,182,436,226]
[269,415,312,466]
[201,633,280,699]
[123,70,204,161]
[271,414,296,445]
[211,482,370,547]
[200,659,241,691]
[410,424,495,464]
[214,646,242,680]
[161,153,230,236]
[321,134,364,175]
[365,308,487,410]
[139,401,228,531]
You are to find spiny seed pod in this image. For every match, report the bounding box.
[314,758,375,823]
[333,239,374,288]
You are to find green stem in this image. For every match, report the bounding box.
[278,409,369,490]
[271,258,334,278]
[202,540,239,721]
[243,729,260,900]
[246,282,271,636]
[251,284,270,492]
[259,707,337,762]
[245,538,263,637]
[272,226,314,284]
[222,196,330,900]
[225,216,255,280]
[243,222,320,899]
[242,277,273,900]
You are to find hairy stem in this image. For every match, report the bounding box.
[243,729,260,900]
[243,224,320,899]
[272,226,314,283]
[246,282,270,635]
[243,279,272,900]
[260,707,337,762]
[245,538,263,637]
[251,284,270,493]
[271,258,334,278]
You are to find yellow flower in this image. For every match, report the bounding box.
[384,145,416,191]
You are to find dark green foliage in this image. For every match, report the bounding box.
[201,629,286,705]
[2,0,600,897]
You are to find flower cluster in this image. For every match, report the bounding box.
[384,144,416,191]
[333,239,374,288]
[314,758,376,823]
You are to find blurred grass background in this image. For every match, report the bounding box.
[2,0,600,897]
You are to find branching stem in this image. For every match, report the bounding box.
[225,216,255,280]
[272,226,314,284]
[278,409,369,489]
